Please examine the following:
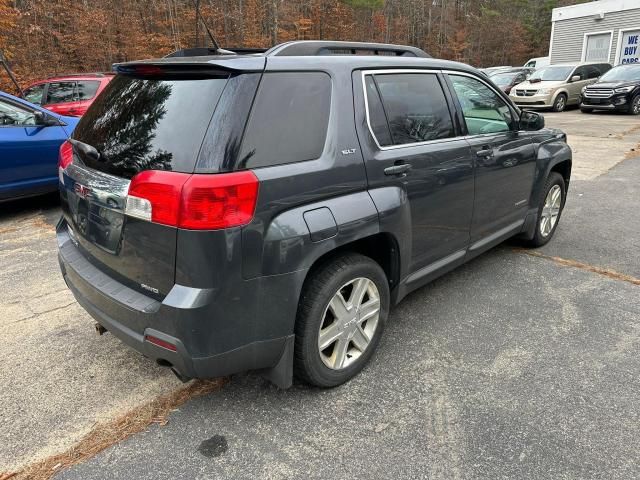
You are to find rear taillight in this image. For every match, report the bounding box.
[126,170,259,230]
[58,140,73,169]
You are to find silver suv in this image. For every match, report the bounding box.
[510,62,612,112]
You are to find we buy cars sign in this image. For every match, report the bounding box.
[620,31,640,64]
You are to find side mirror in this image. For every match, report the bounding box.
[570,75,581,83]
[33,111,60,127]
[520,110,545,131]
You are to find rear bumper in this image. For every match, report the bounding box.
[57,221,301,381]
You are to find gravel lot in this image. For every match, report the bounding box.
[1,110,638,478]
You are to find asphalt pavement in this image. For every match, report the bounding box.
[58,156,640,479]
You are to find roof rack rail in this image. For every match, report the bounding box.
[266,41,429,58]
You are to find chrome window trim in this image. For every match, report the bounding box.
[361,69,460,151]
[442,69,518,138]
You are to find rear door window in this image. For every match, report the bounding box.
[72,74,229,178]
[364,75,393,147]
[45,82,77,104]
[370,73,455,146]
[238,72,331,169]
[77,81,101,100]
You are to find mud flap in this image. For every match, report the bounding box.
[260,335,294,389]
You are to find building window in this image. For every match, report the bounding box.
[583,32,612,62]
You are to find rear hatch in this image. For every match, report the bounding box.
[59,65,247,297]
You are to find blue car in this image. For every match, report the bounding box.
[0,91,80,202]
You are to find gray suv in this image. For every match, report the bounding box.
[57,41,572,388]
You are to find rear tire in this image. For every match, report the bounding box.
[552,94,567,112]
[522,172,565,248]
[294,253,389,388]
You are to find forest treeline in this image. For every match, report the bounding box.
[1,0,589,92]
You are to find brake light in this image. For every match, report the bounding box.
[58,140,73,169]
[126,170,259,230]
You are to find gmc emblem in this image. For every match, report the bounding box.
[74,183,91,199]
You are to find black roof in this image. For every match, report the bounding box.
[114,40,479,77]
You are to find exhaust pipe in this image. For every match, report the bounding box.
[95,323,107,335]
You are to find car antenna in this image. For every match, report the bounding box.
[0,50,24,97]
[191,0,233,54]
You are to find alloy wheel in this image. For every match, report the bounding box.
[540,184,562,237]
[632,96,640,115]
[318,277,380,370]
[555,96,566,112]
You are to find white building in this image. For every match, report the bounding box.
[550,0,640,66]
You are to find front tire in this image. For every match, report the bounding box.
[294,253,389,388]
[629,95,640,115]
[552,94,567,112]
[522,172,566,248]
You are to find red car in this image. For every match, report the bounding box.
[22,73,114,117]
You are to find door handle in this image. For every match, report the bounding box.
[476,147,493,158]
[384,163,412,176]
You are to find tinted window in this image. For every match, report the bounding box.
[585,66,600,79]
[598,64,612,75]
[77,81,101,100]
[238,72,331,169]
[73,74,229,178]
[450,75,513,135]
[0,99,37,126]
[46,82,77,104]
[23,84,45,105]
[373,73,454,145]
[364,75,392,147]
[572,67,587,80]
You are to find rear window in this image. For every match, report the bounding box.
[73,74,229,178]
[77,80,100,100]
[237,72,331,169]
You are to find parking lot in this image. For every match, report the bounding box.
[1,110,639,479]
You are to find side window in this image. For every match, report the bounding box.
[364,75,392,147]
[0,99,37,126]
[598,64,612,75]
[238,72,331,169]
[572,67,586,80]
[372,73,454,145]
[45,82,77,104]
[23,84,45,105]
[586,66,600,79]
[77,81,100,101]
[449,75,514,136]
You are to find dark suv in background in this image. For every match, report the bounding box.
[581,64,640,114]
[57,41,572,388]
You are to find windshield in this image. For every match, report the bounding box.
[600,65,640,82]
[491,73,519,86]
[529,66,574,82]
